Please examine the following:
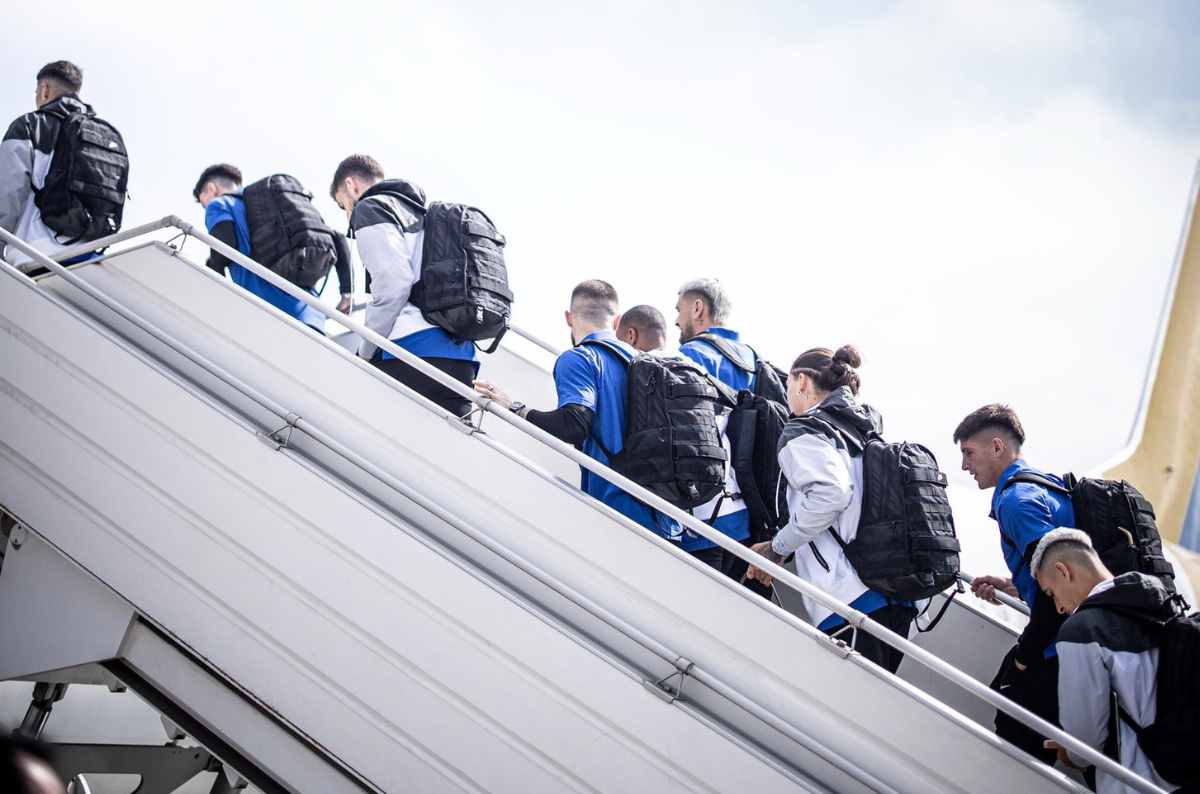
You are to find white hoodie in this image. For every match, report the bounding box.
[771,432,871,628]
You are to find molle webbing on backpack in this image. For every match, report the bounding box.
[797,412,961,600]
[411,202,513,352]
[35,113,128,244]
[1003,472,1176,589]
[243,174,337,290]
[581,339,730,511]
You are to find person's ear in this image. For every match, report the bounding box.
[564,310,572,328]
[1055,560,1070,582]
[610,314,620,331]
[991,436,1004,457]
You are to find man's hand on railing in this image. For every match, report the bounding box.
[474,379,514,410]
[1043,740,1084,771]
[745,541,784,587]
[970,575,1019,605]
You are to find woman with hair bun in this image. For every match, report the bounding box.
[747,345,915,672]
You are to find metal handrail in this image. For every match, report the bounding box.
[3,221,1164,794]
[957,573,1032,617]
[4,237,893,791]
[507,324,562,357]
[501,328,1046,628]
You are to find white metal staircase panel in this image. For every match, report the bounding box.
[0,244,1092,793]
[1,269,809,793]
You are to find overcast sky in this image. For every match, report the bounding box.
[5,1,1198,571]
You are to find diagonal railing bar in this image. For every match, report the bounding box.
[0,222,1164,794]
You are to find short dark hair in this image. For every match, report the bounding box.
[619,304,666,337]
[953,403,1026,446]
[36,60,83,94]
[330,154,385,200]
[791,345,862,395]
[570,279,619,325]
[192,163,242,201]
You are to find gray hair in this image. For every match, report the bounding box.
[678,278,731,325]
[1030,528,1094,579]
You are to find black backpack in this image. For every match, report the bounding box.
[35,111,128,244]
[725,391,790,542]
[1079,600,1200,787]
[242,174,337,290]
[581,340,730,511]
[411,202,513,353]
[693,333,789,406]
[1001,473,1175,591]
[796,413,961,600]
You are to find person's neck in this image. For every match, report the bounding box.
[573,323,609,343]
[1080,570,1112,600]
[37,92,67,109]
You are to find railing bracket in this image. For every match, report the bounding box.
[257,412,301,450]
[643,656,695,704]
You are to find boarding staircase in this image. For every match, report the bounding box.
[0,220,1166,794]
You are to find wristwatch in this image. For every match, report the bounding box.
[510,401,527,416]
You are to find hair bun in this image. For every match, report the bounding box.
[833,345,862,369]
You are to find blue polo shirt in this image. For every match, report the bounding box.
[554,330,680,542]
[679,327,753,552]
[680,327,756,392]
[992,460,1075,657]
[205,195,325,332]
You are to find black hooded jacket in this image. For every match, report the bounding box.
[1056,572,1183,788]
[0,95,95,263]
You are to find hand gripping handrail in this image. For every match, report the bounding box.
[2,221,1164,794]
[957,573,1033,617]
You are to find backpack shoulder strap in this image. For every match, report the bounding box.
[578,337,635,367]
[1000,471,1073,497]
[694,333,757,373]
[787,413,846,445]
[809,410,870,456]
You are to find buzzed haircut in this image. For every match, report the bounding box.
[1031,528,1097,578]
[678,278,732,325]
[953,403,1026,447]
[330,154,385,199]
[192,163,243,201]
[619,304,666,337]
[570,279,619,325]
[37,60,83,94]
